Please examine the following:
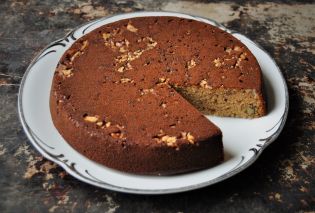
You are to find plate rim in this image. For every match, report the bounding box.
[17,11,289,194]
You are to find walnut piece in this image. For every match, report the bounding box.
[116,50,143,64]
[70,51,81,62]
[181,132,195,144]
[213,58,222,67]
[116,124,125,130]
[157,129,165,137]
[126,23,138,32]
[159,77,166,83]
[114,37,157,72]
[67,40,89,63]
[80,40,89,51]
[146,37,157,49]
[119,46,127,53]
[140,88,155,95]
[234,46,242,51]
[225,47,232,54]
[235,52,247,67]
[102,33,111,40]
[84,115,99,123]
[116,62,131,72]
[154,130,195,147]
[96,121,104,127]
[156,77,170,86]
[110,132,126,139]
[102,31,130,52]
[117,67,125,73]
[60,68,73,78]
[200,79,211,89]
[187,59,196,69]
[120,78,134,83]
[240,52,247,60]
[161,135,177,147]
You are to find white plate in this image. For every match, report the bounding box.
[18,11,289,194]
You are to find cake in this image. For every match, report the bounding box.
[50,16,266,175]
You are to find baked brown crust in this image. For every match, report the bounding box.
[50,16,265,175]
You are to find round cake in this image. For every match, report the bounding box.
[50,16,266,175]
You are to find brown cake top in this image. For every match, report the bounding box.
[52,16,262,148]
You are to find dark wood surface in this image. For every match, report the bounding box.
[0,0,314,212]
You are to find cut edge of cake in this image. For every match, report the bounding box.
[175,85,266,118]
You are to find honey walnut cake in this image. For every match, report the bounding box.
[50,17,266,175]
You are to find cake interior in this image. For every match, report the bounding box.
[175,86,264,118]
